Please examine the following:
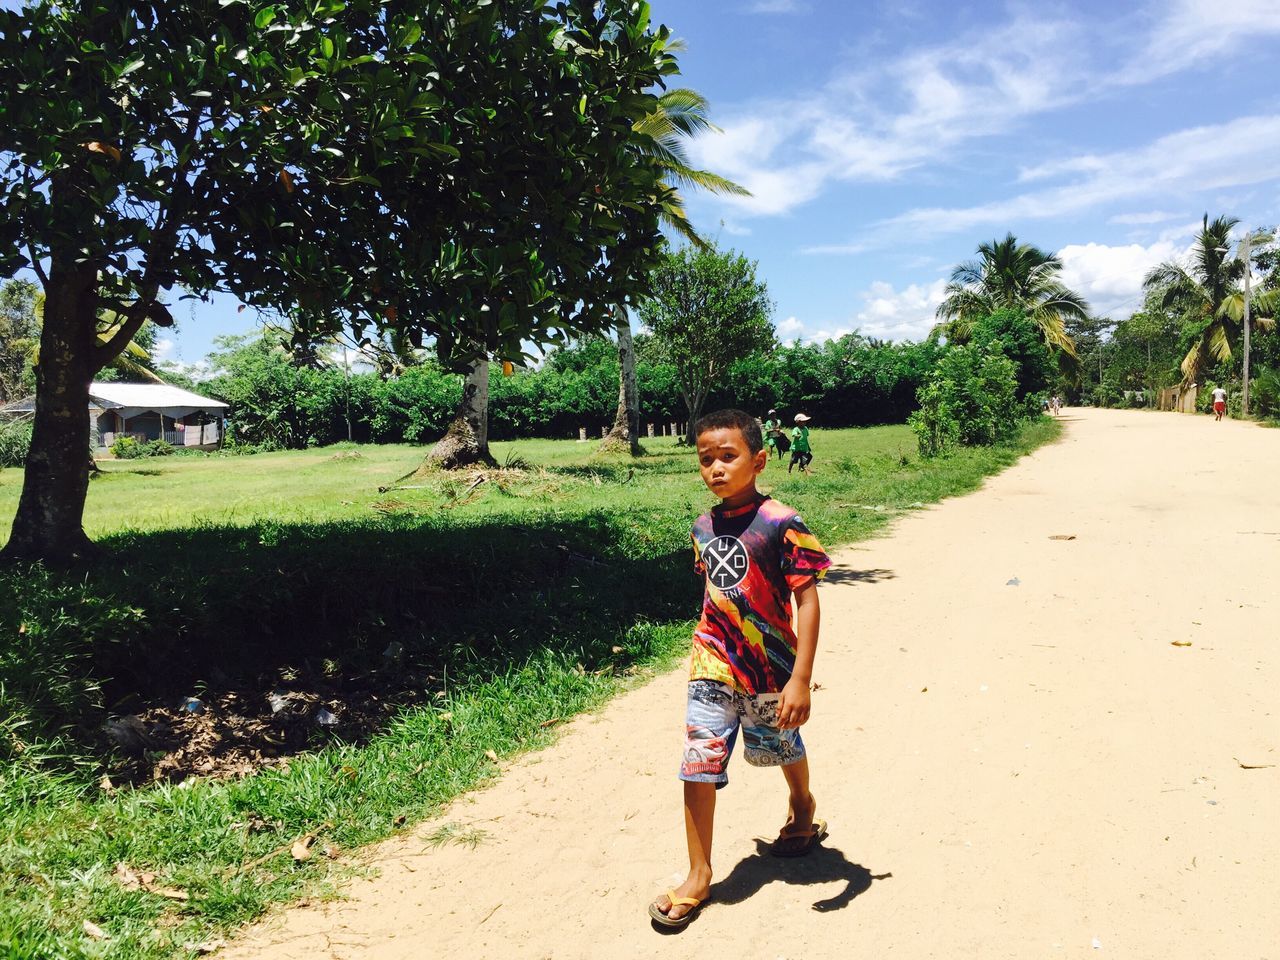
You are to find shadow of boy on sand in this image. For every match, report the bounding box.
[654,841,891,933]
[712,840,892,913]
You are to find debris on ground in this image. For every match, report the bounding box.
[109,666,446,784]
[1234,757,1275,769]
[1006,577,1021,586]
[1171,641,1193,647]
[1048,534,1076,541]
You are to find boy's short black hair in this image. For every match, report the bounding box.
[693,408,764,454]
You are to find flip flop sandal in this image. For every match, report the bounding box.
[648,890,704,928]
[770,818,829,858]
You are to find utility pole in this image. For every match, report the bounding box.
[1241,232,1252,418]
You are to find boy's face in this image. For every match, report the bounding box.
[696,427,767,503]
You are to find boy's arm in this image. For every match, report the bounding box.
[777,580,819,729]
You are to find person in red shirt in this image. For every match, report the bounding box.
[649,409,831,928]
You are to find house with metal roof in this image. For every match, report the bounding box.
[1,382,228,450]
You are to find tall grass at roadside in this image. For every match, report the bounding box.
[0,419,1059,959]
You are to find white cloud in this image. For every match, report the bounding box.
[689,13,1084,216]
[1056,240,1192,319]
[850,278,948,342]
[880,114,1280,236]
[720,219,753,237]
[1117,0,1280,84]
[159,359,214,382]
[806,326,854,344]
[687,2,1280,222]
[800,241,868,256]
[153,337,177,361]
[1109,210,1182,225]
[776,316,804,341]
[748,0,805,11]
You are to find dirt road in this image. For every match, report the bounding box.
[222,409,1279,960]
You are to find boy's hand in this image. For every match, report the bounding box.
[776,677,811,729]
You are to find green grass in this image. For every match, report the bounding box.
[0,420,1059,959]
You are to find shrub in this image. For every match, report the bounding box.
[908,379,959,458]
[1253,367,1280,419]
[909,346,1021,457]
[1091,383,1121,408]
[110,436,175,459]
[0,418,31,468]
[110,435,144,459]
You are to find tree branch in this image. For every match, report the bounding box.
[26,245,49,287]
[93,302,152,368]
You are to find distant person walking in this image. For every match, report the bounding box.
[789,414,813,475]
[1211,385,1228,421]
[763,409,786,460]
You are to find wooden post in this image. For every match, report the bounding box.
[647,422,654,437]
[578,426,587,441]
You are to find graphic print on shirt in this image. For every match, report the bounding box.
[689,496,832,694]
[703,534,750,590]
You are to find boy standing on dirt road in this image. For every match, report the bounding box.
[649,409,832,929]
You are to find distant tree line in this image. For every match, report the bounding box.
[199,330,946,450]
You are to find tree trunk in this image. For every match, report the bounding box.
[426,359,495,469]
[2,260,99,563]
[683,389,707,446]
[600,311,641,455]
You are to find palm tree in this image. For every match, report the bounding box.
[1143,214,1276,387]
[601,86,749,454]
[933,233,1088,356]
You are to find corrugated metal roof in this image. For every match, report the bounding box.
[1,383,228,415]
[88,382,227,410]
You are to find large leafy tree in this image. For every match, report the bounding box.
[1144,214,1276,389]
[601,85,748,454]
[0,0,675,561]
[638,243,774,444]
[934,233,1088,355]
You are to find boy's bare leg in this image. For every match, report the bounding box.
[780,757,816,833]
[655,781,716,921]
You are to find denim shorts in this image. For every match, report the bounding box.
[680,680,806,786]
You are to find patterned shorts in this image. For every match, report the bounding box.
[680,680,806,786]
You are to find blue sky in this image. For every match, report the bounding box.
[114,2,1280,367]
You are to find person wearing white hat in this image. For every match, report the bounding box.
[763,409,784,460]
[789,414,813,474]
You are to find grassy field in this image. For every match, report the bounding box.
[0,421,1059,959]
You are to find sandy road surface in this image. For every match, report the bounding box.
[222,409,1279,960]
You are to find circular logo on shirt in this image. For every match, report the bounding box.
[704,535,750,590]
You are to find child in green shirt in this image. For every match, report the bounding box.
[789,414,813,474]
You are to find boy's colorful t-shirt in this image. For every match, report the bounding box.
[689,495,831,694]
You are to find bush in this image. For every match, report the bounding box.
[0,418,31,468]
[908,380,959,458]
[110,436,174,459]
[1091,383,1121,408]
[909,345,1021,458]
[1253,367,1280,419]
[110,435,144,459]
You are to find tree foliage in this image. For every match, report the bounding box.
[0,0,680,559]
[909,345,1021,457]
[935,233,1088,355]
[1144,214,1276,385]
[637,244,775,441]
[0,278,39,404]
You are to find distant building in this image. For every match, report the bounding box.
[0,382,228,450]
